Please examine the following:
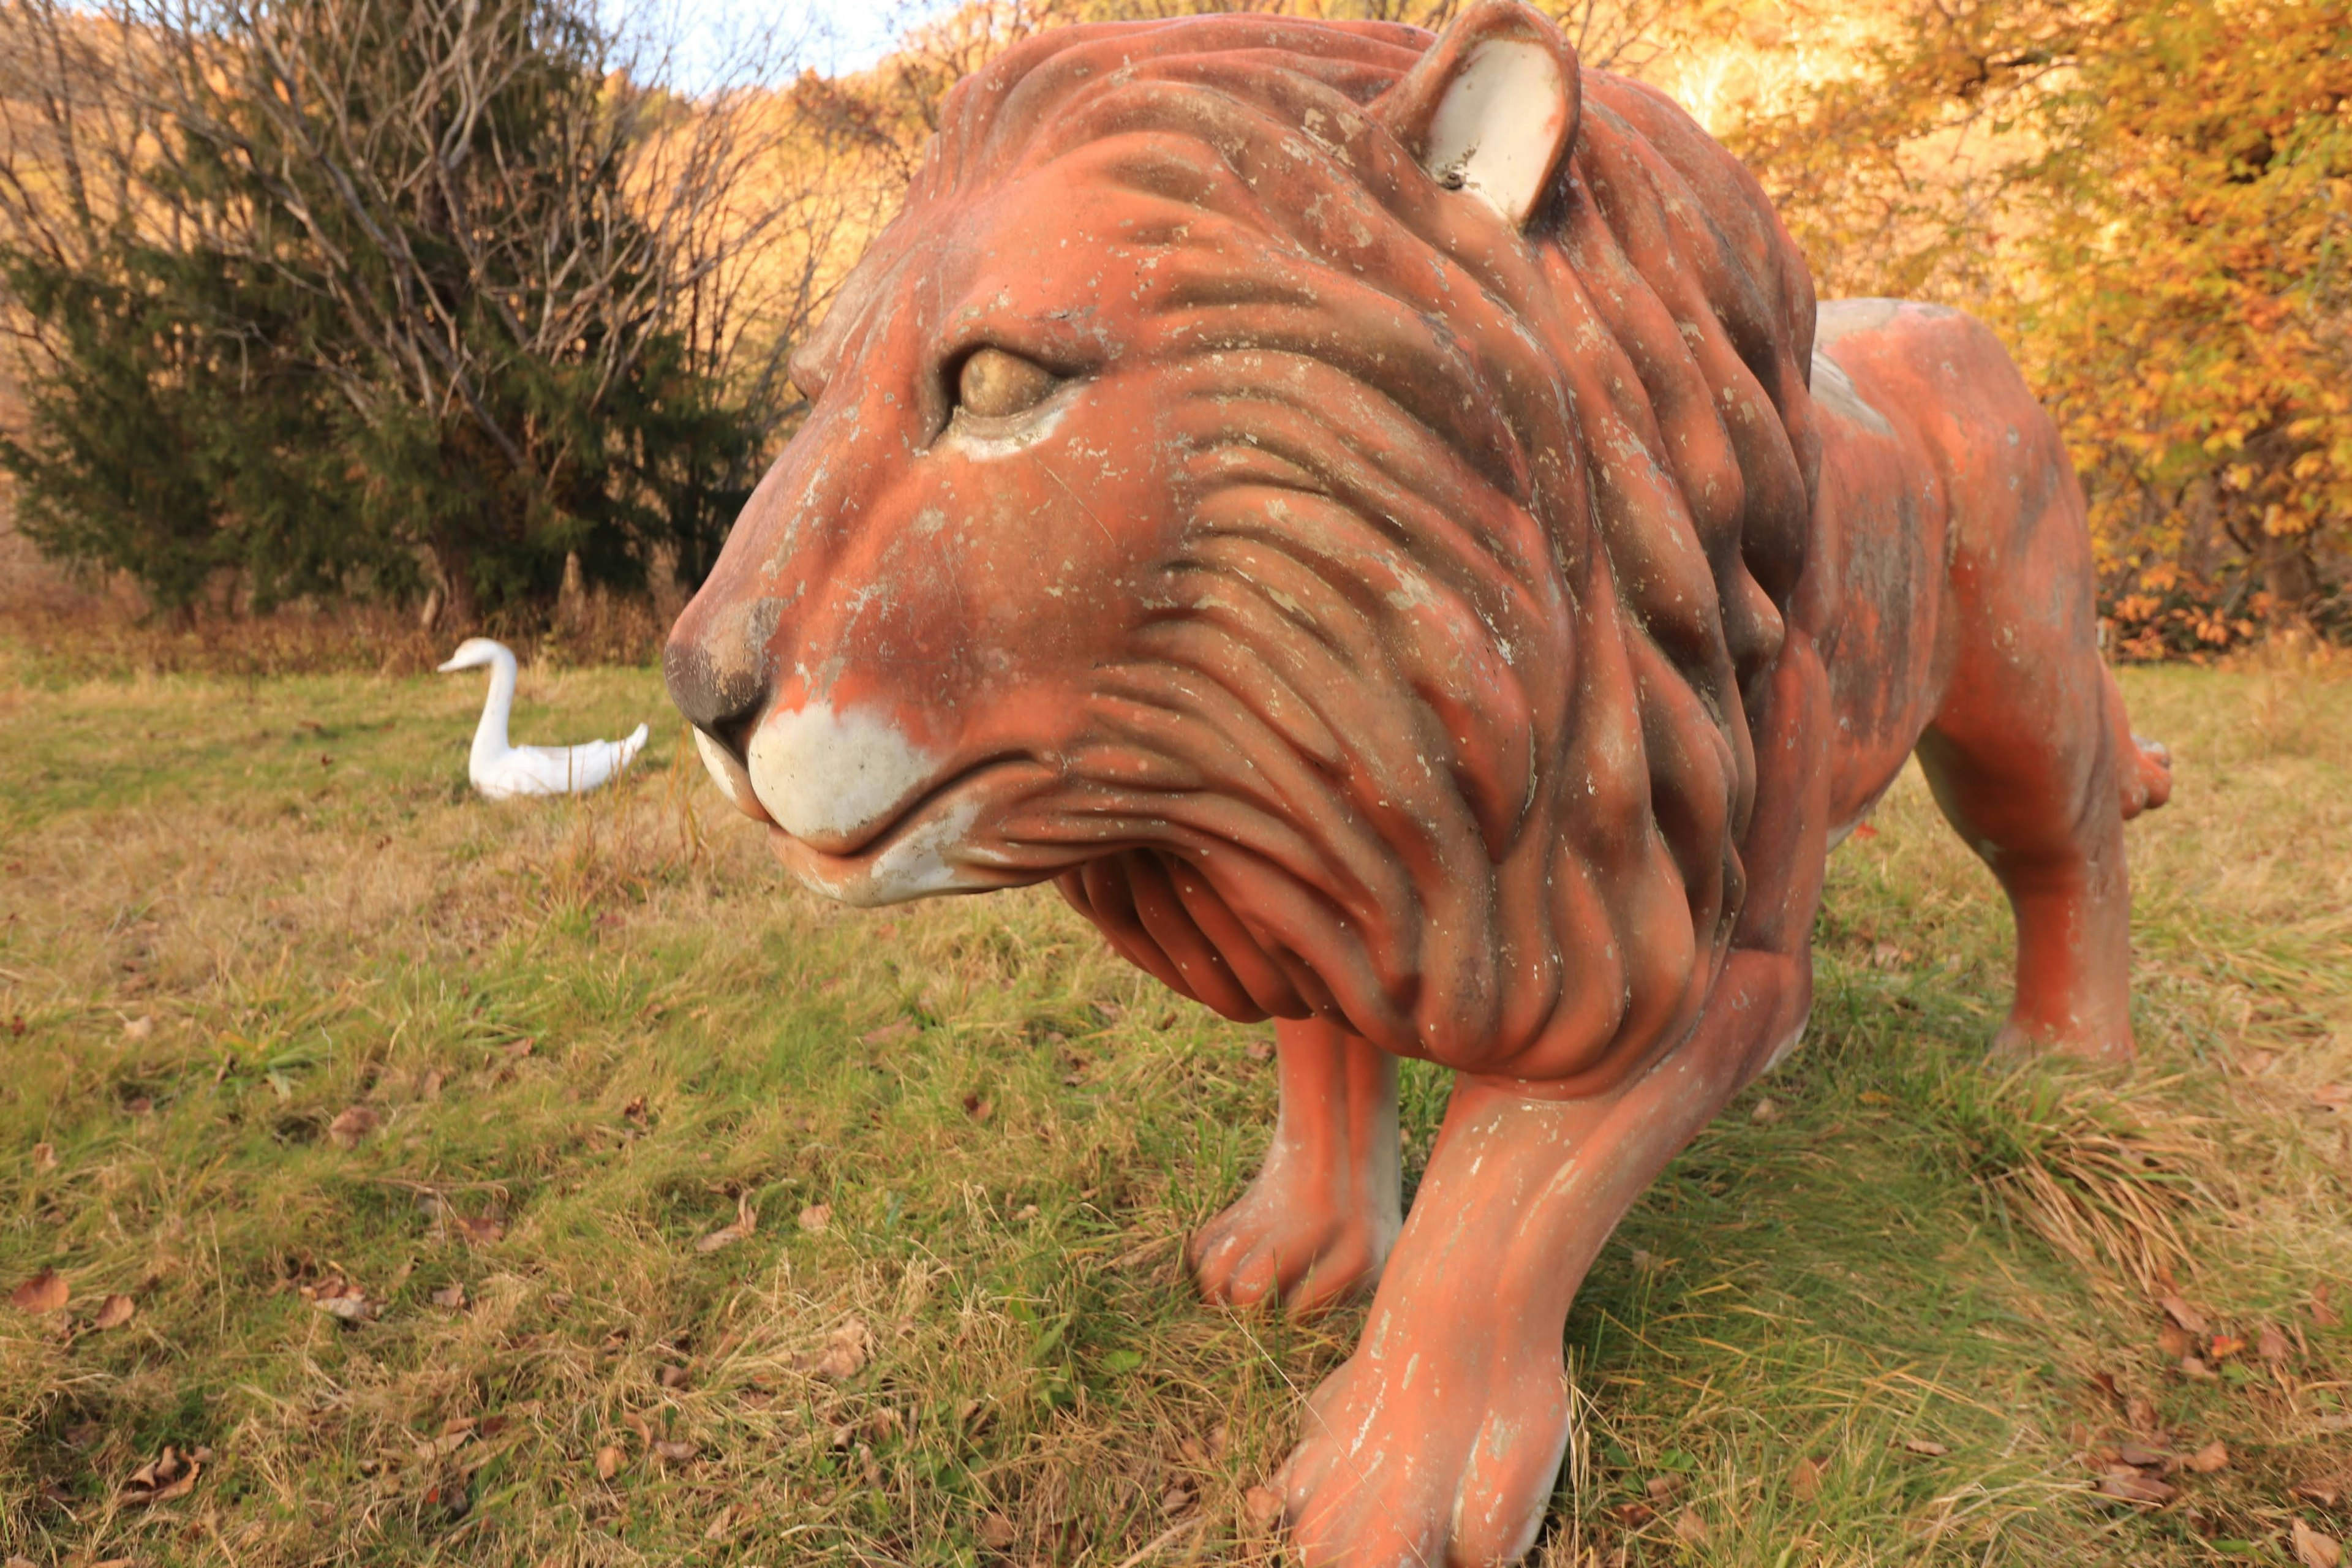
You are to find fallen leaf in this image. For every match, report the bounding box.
[1161,1483,1194,1514]
[2161,1295,2212,1336]
[2098,1469,2176,1505]
[1852,820,1880,840]
[978,1510,1020,1548]
[861,1020,918,1049]
[500,1038,535,1060]
[650,1438,697,1462]
[123,1443,201,1502]
[594,1444,624,1479]
[1790,1456,1823,1500]
[2158,1322,2195,1358]
[31,1142,56,1172]
[2311,1285,2341,1329]
[622,1096,648,1126]
[1645,1476,1683,1502]
[1674,1507,1709,1545]
[2295,1519,2345,1568]
[2179,1355,2217,1381]
[2115,1440,2169,1469]
[794,1317,869,1379]
[962,1093,995,1121]
[415,1428,472,1460]
[451,1215,503,1245]
[2294,1479,2344,1507]
[695,1221,750,1253]
[312,1289,371,1321]
[1901,1438,1950,1457]
[696,1193,758,1253]
[10,1269,67,1314]
[430,1283,467,1310]
[326,1105,379,1148]
[657,1365,691,1391]
[1243,1040,1275,1062]
[704,1505,735,1541]
[2261,1322,2293,1362]
[1242,1485,1284,1531]
[2313,1084,2351,1111]
[2125,1395,2162,1434]
[2209,1334,2247,1362]
[1751,1096,1782,1124]
[92,1293,135,1331]
[1610,1501,1656,1526]
[418,1068,446,1100]
[797,1204,832,1234]
[123,1016,153,1041]
[2186,1440,2228,1474]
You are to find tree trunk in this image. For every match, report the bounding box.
[2263,538,2320,620]
[431,540,479,631]
[557,549,587,630]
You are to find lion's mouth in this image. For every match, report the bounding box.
[762,755,1055,907]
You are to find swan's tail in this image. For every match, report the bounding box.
[617,723,650,772]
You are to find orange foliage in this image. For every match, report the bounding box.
[1729,0,2352,650]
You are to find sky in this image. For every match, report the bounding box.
[646,0,935,89]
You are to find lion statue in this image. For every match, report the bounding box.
[663,4,2172,1560]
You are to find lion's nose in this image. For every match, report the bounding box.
[664,594,782,820]
[663,624,767,736]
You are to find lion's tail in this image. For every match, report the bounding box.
[2124,734,2173,818]
[2106,666,2173,820]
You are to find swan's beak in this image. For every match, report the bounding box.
[435,656,469,673]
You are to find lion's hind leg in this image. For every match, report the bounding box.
[1916,581,2151,1066]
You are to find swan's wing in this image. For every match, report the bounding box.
[473,726,649,798]
[501,736,640,794]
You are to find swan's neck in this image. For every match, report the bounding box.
[472,647,518,763]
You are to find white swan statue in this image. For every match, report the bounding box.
[437,638,649,800]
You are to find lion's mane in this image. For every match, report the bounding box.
[806,16,1822,1088]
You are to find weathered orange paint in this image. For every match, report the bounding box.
[665,5,2169,1559]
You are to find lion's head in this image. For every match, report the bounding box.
[665,0,1820,1087]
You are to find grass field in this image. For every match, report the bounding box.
[2,640,2349,1567]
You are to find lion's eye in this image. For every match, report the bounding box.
[957,347,1058,420]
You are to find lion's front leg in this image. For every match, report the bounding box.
[1190,1016,1401,1316]
[1276,952,1806,1567]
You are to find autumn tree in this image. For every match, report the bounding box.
[1730,0,2352,653]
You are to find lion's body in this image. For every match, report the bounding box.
[665,9,2166,1562]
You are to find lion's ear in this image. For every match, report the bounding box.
[1377,0,1580,230]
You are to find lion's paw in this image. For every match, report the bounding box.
[1275,1344,1570,1567]
[1188,1170,1393,1317]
